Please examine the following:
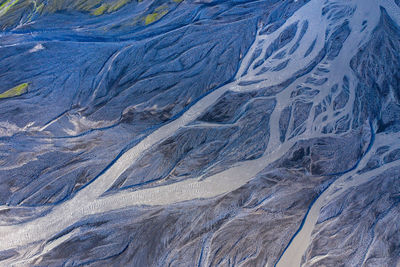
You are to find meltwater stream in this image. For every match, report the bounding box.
[276,0,400,266]
[1,0,400,265]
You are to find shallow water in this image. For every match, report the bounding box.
[1,0,400,266]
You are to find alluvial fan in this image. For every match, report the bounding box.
[0,0,399,266]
